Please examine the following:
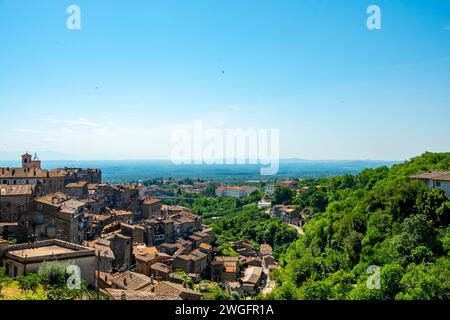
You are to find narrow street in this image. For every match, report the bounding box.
[265,208,305,235]
[260,208,304,295]
[261,267,276,295]
[287,223,304,235]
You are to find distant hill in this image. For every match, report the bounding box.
[0,158,399,183]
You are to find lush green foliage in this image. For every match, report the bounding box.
[0,262,104,300]
[17,273,42,293]
[171,194,299,256]
[274,186,294,204]
[270,152,450,300]
[293,186,328,213]
[0,267,12,296]
[206,203,298,257]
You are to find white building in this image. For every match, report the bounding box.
[215,186,258,198]
[258,199,272,209]
[265,185,276,195]
[410,171,450,197]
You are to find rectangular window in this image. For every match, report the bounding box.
[436,181,441,187]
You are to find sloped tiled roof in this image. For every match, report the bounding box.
[241,266,263,284]
[111,271,152,291]
[410,171,450,181]
[105,288,181,300]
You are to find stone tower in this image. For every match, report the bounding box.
[21,152,41,169]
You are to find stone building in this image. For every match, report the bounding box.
[241,266,263,293]
[152,281,203,300]
[64,181,88,199]
[85,184,138,211]
[172,248,208,276]
[0,153,101,197]
[0,184,40,221]
[158,242,180,255]
[211,256,240,283]
[21,153,41,169]
[83,239,115,273]
[135,252,172,276]
[150,262,171,281]
[132,218,175,246]
[0,239,96,285]
[271,205,301,225]
[17,193,90,244]
[0,167,66,195]
[105,288,181,300]
[93,230,132,271]
[63,168,102,184]
[141,197,162,219]
[110,271,152,291]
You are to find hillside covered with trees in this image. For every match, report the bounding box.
[188,194,299,257]
[268,152,450,300]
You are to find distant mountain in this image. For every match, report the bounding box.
[0,153,400,183]
[0,159,399,183]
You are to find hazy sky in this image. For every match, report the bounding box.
[1,0,449,160]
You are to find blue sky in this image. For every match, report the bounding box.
[0,0,449,160]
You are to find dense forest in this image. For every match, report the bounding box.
[268,152,450,300]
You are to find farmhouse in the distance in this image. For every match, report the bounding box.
[215,186,258,198]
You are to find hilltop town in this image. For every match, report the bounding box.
[0,153,307,300]
[2,152,449,301]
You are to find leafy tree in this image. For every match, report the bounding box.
[0,267,12,296]
[294,187,328,213]
[204,185,216,197]
[396,258,450,300]
[380,264,403,299]
[299,279,332,300]
[270,152,450,300]
[38,260,72,287]
[18,273,42,293]
[274,187,294,204]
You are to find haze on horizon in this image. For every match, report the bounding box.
[1,0,450,161]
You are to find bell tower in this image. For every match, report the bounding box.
[21,152,41,169]
[22,152,32,168]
